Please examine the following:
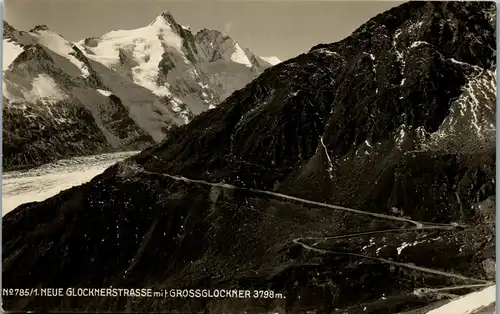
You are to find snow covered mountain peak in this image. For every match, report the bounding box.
[148,11,179,28]
[2,17,276,169]
[75,11,274,114]
[195,29,254,68]
[78,19,184,69]
[158,11,178,25]
[193,28,277,68]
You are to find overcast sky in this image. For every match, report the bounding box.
[4,0,403,61]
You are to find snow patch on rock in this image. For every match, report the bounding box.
[3,40,24,71]
[96,89,113,96]
[29,74,69,104]
[422,68,496,151]
[231,42,253,68]
[260,56,282,65]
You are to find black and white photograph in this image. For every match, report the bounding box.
[2,0,497,313]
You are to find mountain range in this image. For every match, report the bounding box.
[2,2,496,313]
[3,12,280,170]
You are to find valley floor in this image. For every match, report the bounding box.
[2,151,139,216]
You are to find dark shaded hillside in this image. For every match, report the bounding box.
[3,1,496,313]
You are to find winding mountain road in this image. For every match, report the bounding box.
[139,159,492,299]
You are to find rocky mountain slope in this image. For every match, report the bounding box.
[3,2,496,313]
[3,13,276,170]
